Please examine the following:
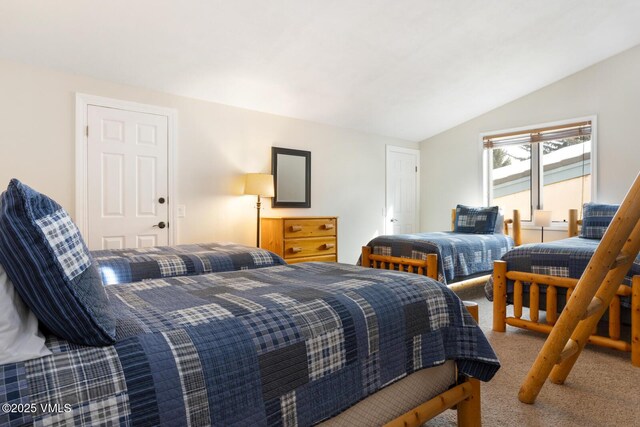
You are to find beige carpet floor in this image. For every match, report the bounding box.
[425,287,640,427]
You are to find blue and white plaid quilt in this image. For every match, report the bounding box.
[365,232,514,284]
[92,242,286,285]
[1,263,499,427]
[484,237,640,309]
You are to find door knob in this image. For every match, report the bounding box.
[153,221,167,229]
[158,197,166,204]
[390,218,398,223]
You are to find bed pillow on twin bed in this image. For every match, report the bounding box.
[454,204,499,234]
[580,202,620,239]
[0,179,116,346]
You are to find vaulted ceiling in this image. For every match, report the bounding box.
[2,1,640,141]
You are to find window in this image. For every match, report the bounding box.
[483,120,593,223]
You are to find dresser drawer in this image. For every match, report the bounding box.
[284,237,337,259]
[286,254,337,264]
[284,218,336,238]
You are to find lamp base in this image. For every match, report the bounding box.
[256,195,261,248]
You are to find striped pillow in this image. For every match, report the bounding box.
[580,203,619,239]
[0,179,115,346]
[455,205,499,234]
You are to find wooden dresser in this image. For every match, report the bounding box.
[260,216,338,263]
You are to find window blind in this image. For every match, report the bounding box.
[483,121,591,148]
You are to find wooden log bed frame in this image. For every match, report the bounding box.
[384,302,482,427]
[492,209,640,366]
[361,209,522,292]
[321,294,484,425]
[356,214,502,424]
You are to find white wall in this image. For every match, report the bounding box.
[0,59,417,263]
[420,44,640,243]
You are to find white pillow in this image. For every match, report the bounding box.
[0,264,51,364]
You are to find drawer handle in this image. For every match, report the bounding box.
[323,223,334,230]
[290,225,302,232]
[290,247,303,253]
[323,243,335,250]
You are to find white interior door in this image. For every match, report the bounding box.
[87,105,169,249]
[386,146,420,235]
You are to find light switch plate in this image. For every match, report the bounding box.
[177,205,186,218]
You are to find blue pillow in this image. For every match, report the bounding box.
[0,179,115,346]
[455,205,499,234]
[580,202,619,239]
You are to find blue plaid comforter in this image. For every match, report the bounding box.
[92,242,286,285]
[365,232,514,284]
[1,263,499,427]
[484,237,640,308]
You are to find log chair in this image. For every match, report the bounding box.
[492,206,640,368]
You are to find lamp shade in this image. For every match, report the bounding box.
[533,210,552,228]
[244,173,274,197]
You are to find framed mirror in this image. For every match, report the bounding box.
[271,147,311,208]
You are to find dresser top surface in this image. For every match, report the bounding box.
[262,216,338,220]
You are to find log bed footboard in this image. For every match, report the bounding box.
[361,246,493,292]
[384,378,479,427]
[385,301,482,427]
[361,246,438,279]
[492,260,640,366]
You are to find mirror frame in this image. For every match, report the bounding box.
[271,147,311,208]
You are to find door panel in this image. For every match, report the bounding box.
[102,119,125,142]
[102,236,125,250]
[136,156,157,216]
[137,235,157,248]
[87,105,169,250]
[101,153,125,217]
[136,123,158,146]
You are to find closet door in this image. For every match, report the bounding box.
[86,105,169,249]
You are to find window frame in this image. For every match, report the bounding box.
[480,115,598,229]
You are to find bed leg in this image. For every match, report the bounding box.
[493,261,507,332]
[568,209,579,237]
[452,208,457,231]
[457,377,481,427]
[457,301,481,426]
[512,210,522,247]
[427,254,438,280]
[362,246,371,268]
[463,301,479,322]
[632,276,640,367]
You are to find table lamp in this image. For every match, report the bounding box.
[533,210,552,242]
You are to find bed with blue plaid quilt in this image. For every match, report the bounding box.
[484,237,640,309]
[92,242,286,285]
[1,262,499,427]
[364,232,514,284]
